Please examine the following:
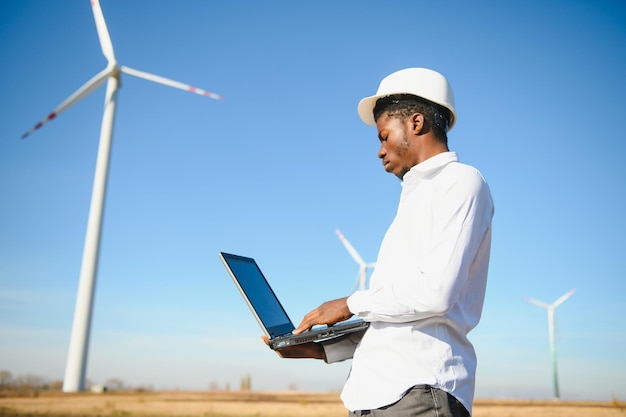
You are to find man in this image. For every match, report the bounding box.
[268,68,494,417]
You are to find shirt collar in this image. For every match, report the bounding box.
[402,151,459,186]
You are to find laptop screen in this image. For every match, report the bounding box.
[220,253,295,337]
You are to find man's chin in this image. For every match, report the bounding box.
[397,167,410,179]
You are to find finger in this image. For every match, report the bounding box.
[296,310,324,334]
[292,324,307,335]
[293,319,316,335]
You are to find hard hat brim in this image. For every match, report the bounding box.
[358,92,457,131]
[358,94,383,126]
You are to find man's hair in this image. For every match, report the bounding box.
[373,94,450,145]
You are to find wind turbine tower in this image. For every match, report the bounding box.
[21,1,223,392]
[523,288,576,400]
[335,229,376,291]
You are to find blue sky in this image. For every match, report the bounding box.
[1,0,625,401]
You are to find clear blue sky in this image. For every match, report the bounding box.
[1,0,625,401]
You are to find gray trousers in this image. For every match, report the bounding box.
[348,385,470,417]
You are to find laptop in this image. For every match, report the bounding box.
[219,252,369,350]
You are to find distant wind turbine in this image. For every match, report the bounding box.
[335,229,376,291]
[523,288,576,400]
[21,0,223,393]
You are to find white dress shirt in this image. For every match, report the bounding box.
[323,152,494,414]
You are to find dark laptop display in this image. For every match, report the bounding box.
[220,252,295,337]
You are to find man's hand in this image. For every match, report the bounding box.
[293,297,353,335]
[259,296,352,361]
[261,336,326,360]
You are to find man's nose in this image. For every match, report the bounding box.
[378,143,386,159]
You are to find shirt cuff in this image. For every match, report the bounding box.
[347,291,368,316]
[321,328,366,363]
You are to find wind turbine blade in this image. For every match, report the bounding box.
[335,229,366,266]
[90,0,116,63]
[523,296,550,309]
[552,288,576,308]
[21,67,113,139]
[121,66,224,101]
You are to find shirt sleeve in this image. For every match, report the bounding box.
[347,169,494,323]
[321,328,367,363]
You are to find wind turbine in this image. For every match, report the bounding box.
[523,288,576,400]
[21,1,223,393]
[335,229,376,291]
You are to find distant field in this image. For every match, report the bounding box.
[0,390,624,417]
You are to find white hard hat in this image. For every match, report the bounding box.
[357,68,456,131]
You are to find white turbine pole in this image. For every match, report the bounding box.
[62,72,120,392]
[524,288,576,400]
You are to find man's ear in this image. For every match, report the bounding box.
[411,113,425,135]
